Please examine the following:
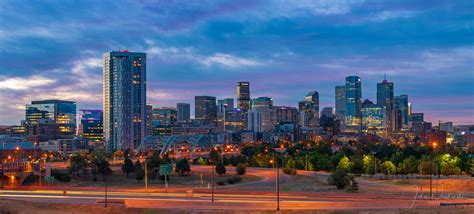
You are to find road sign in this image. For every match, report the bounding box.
[159,164,173,175]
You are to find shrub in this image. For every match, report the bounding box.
[236,163,247,175]
[283,168,297,176]
[215,162,226,176]
[51,170,71,182]
[226,177,242,184]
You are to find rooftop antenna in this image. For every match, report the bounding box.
[384,72,387,81]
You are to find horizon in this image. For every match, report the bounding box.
[1,1,473,125]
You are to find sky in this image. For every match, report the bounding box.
[0,0,473,125]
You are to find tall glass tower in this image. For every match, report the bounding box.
[344,76,362,132]
[103,50,146,151]
[26,99,77,136]
[377,78,394,133]
[298,91,319,129]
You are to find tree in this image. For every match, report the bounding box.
[93,159,112,182]
[380,161,396,179]
[175,159,191,176]
[420,159,436,175]
[236,163,246,175]
[122,157,135,178]
[114,149,124,158]
[134,160,144,181]
[363,155,375,175]
[209,148,220,164]
[197,157,207,166]
[215,162,226,176]
[441,161,461,177]
[337,156,353,173]
[328,168,351,189]
[69,153,86,178]
[351,156,364,175]
[403,156,418,176]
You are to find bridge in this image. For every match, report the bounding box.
[1,161,44,186]
[136,134,213,159]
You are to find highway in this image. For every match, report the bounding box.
[1,188,473,211]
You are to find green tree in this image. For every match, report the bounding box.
[175,159,191,176]
[69,152,86,178]
[337,156,353,173]
[403,156,418,176]
[197,157,207,166]
[328,168,352,189]
[420,159,436,175]
[215,162,226,176]
[351,156,364,175]
[122,157,135,178]
[381,161,396,179]
[363,155,376,175]
[135,168,144,181]
[236,163,246,175]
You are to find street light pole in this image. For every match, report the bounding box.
[105,161,108,208]
[211,164,215,202]
[276,154,280,211]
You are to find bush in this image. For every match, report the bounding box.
[236,163,247,175]
[215,162,226,176]
[51,170,71,182]
[328,168,351,189]
[226,177,242,184]
[283,168,297,176]
[216,180,226,186]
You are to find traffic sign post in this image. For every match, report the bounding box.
[160,164,173,193]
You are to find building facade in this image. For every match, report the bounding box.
[79,109,103,142]
[335,86,346,123]
[377,79,394,133]
[177,103,191,122]
[103,50,146,151]
[344,76,362,133]
[25,100,77,136]
[195,96,217,124]
[298,91,319,129]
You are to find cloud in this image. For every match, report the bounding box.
[368,10,417,22]
[201,53,263,67]
[0,75,55,90]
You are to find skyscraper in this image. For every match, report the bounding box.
[25,99,77,136]
[236,82,250,111]
[103,50,146,151]
[298,91,319,129]
[394,95,409,131]
[146,104,153,136]
[152,107,177,126]
[195,96,217,124]
[335,86,345,121]
[344,76,362,132]
[377,78,394,133]
[177,103,191,122]
[248,97,275,132]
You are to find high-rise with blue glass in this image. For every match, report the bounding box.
[344,76,362,132]
[103,50,146,151]
[79,109,103,142]
[25,99,77,136]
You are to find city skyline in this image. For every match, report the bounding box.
[1,1,473,125]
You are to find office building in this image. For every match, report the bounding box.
[152,107,177,127]
[251,97,273,109]
[344,76,362,132]
[177,103,191,122]
[79,109,103,142]
[146,104,153,136]
[236,82,250,111]
[377,78,394,133]
[103,50,146,151]
[321,107,334,118]
[394,95,409,131]
[335,86,345,120]
[195,96,217,124]
[361,101,386,134]
[298,91,319,129]
[25,100,77,136]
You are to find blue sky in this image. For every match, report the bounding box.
[0,0,473,125]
